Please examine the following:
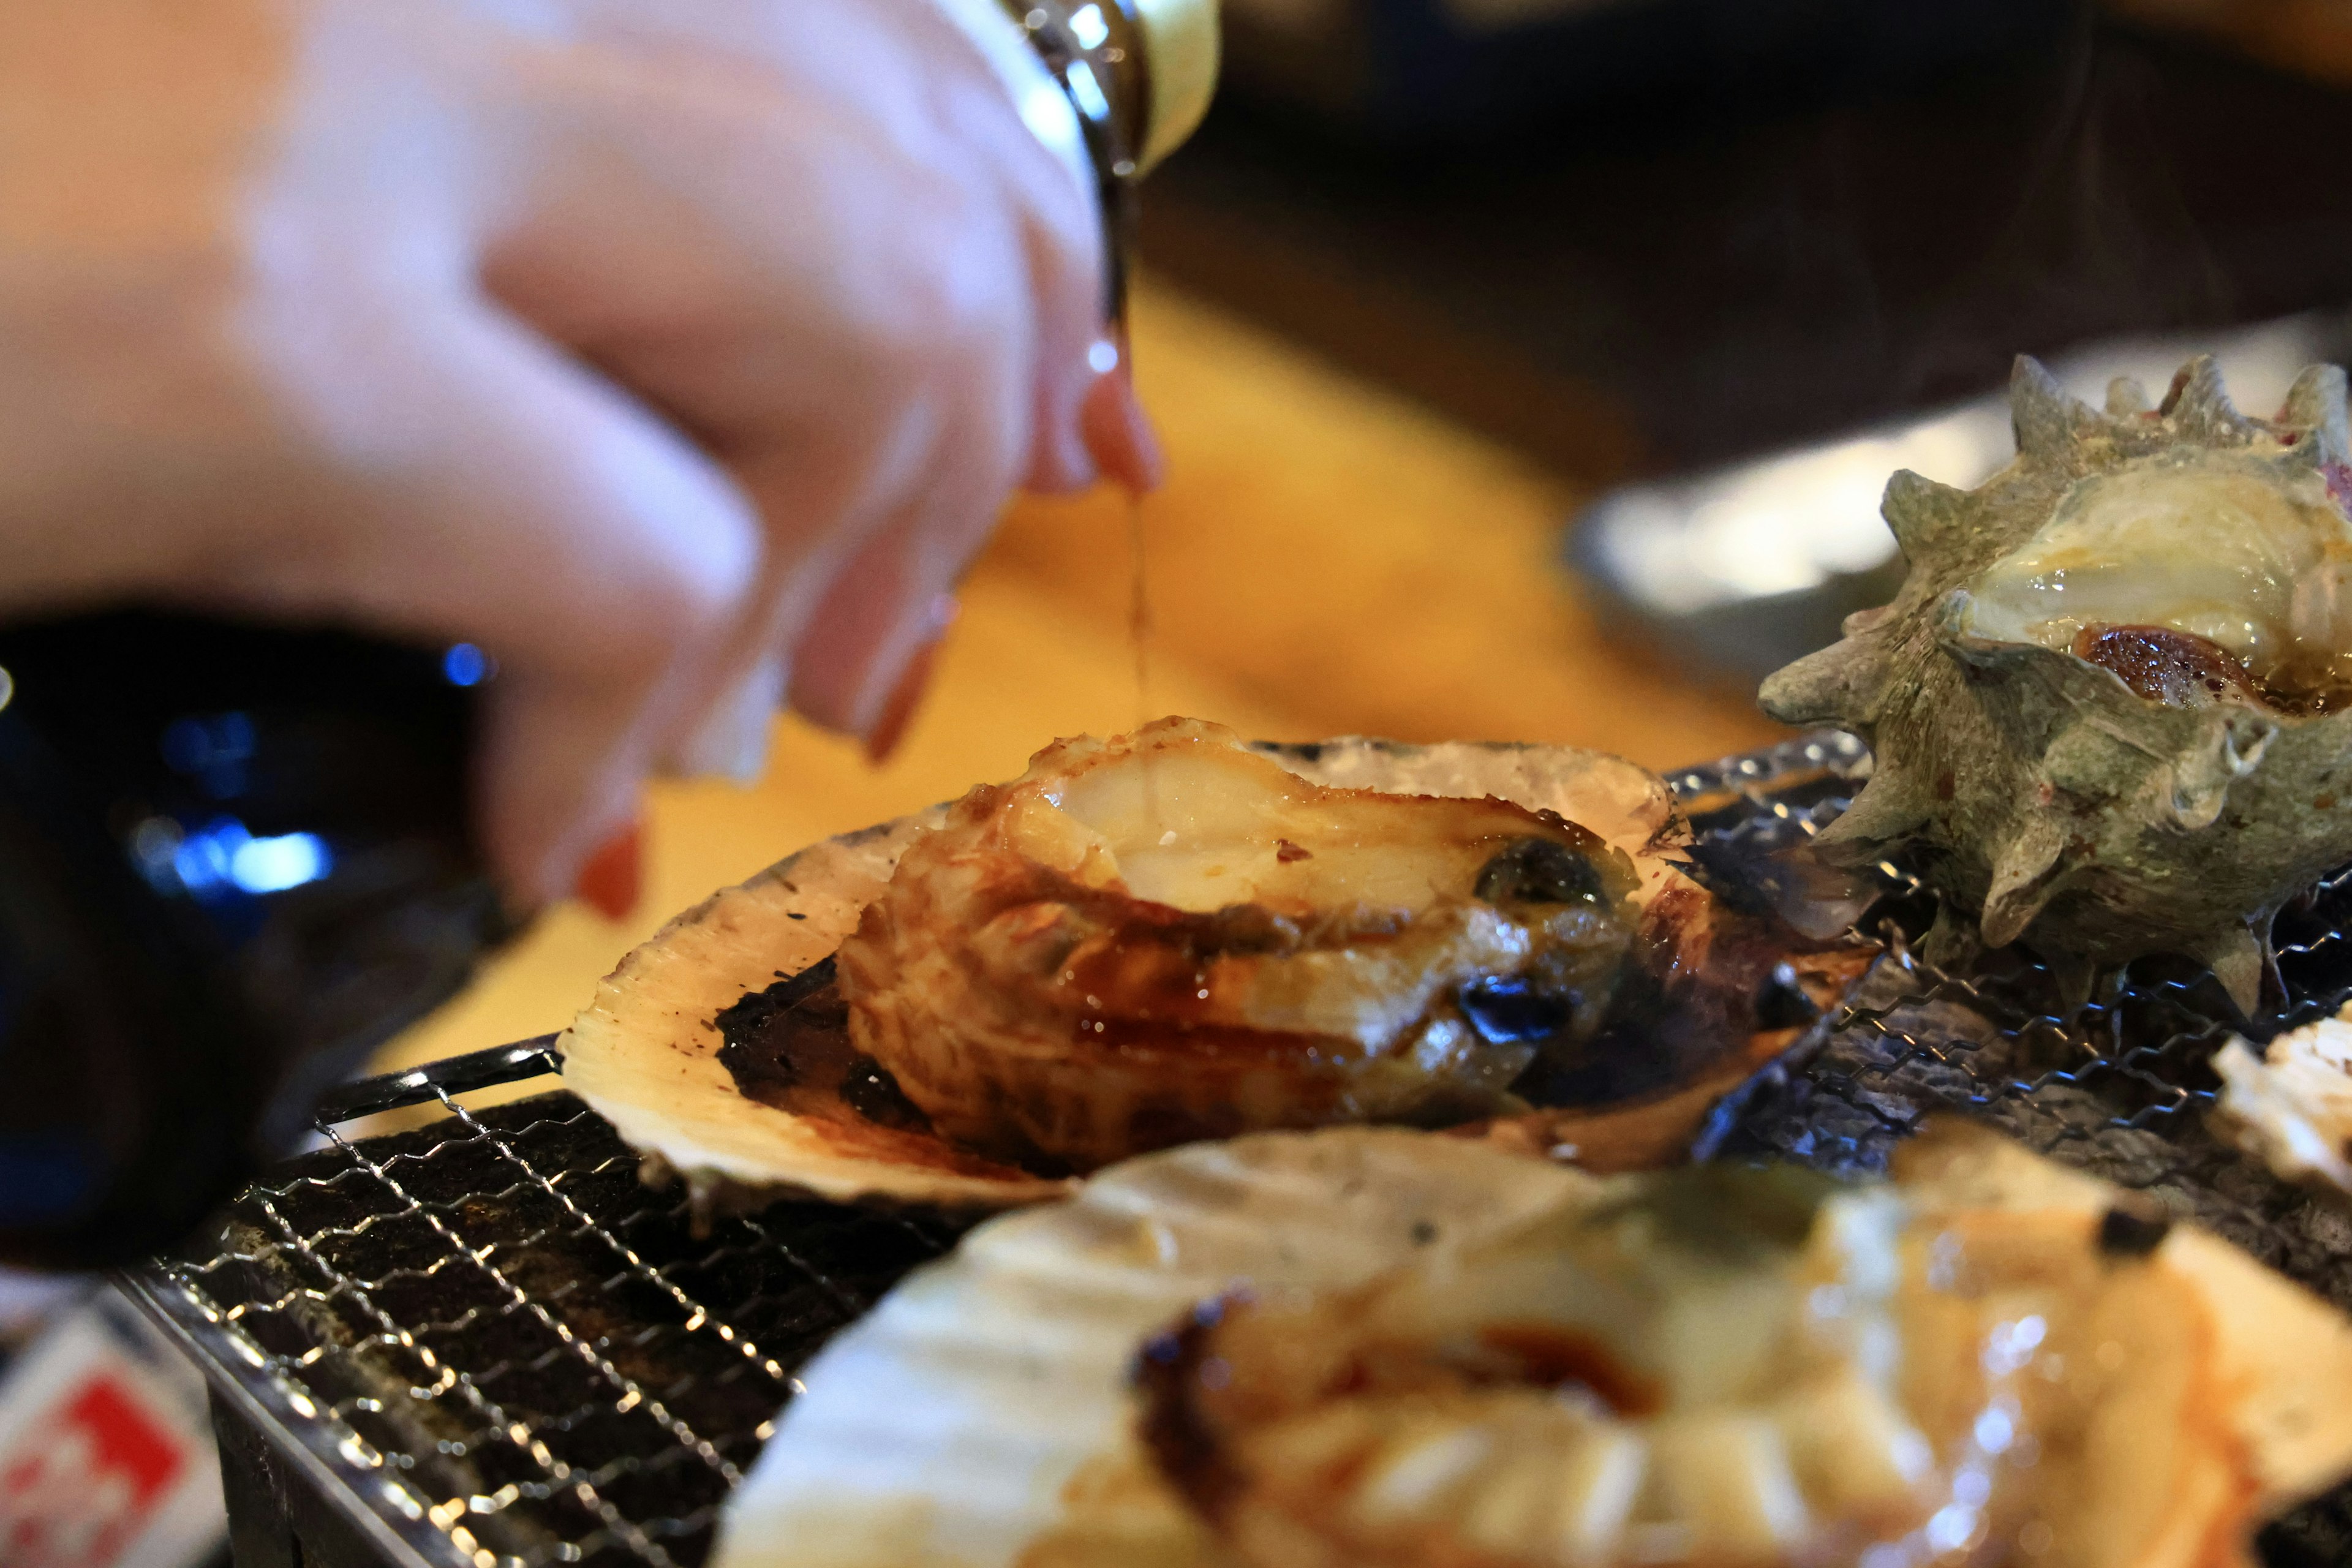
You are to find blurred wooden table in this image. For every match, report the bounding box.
[377,276,1784,1076]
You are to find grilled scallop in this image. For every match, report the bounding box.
[837,719,1645,1169]
[1140,1172,1924,1566]
[713,1122,2352,1568]
[2213,1000,2352,1196]
[565,721,1864,1212]
[1139,1122,2352,1568]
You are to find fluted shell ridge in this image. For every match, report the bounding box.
[1760,354,2352,1011]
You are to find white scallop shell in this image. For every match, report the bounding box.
[560,737,1689,1211]
[713,1122,2352,1568]
[708,1126,1596,1568]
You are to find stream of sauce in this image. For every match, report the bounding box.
[1128,484,1167,837]
[1113,312,1166,835]
[1128,489,1153,728]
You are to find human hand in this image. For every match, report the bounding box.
[0,0,1155,912]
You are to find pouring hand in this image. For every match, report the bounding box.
[0,0,1137,910]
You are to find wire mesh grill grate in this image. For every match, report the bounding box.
[139,1084,973,1567]
[124,731,2352,1566]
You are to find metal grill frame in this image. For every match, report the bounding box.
[124,726,2352,1568]
[122,1044,987,1568]
[123,1043,577,1568]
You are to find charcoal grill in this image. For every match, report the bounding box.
[119,731,2352,1567]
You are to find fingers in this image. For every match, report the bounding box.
[747,2,1109,715]
[915,0,1109,496]
[779,371,1022,741]
[216,282,763,905]
[1081,350,1168,494]
[470,0,1111,772]
[786,547,959,748]
[431,314,762,902]
[575,816,645,921]
[910,0,1111,495]
[671,651,788,783]
[545,0,1107,503]
[483,33,1061,751]
[861,627,948,764]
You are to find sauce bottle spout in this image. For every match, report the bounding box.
[1007,0,1222,322]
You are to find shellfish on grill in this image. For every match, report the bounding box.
[711,1121,2352,1568]
[1762,355,2352,1009]
[562,722,1858,1212]
[837,718,1652,1170]
[709,1127,1594,1568]
[2212,1000,2352,1197]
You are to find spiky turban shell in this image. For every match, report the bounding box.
[1762,355,2352,1012]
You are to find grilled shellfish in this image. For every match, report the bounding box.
[1762,355,2352,1009]
[2213,1000,2352,1197]
[1140,1123,2352,1567]
[564,721,1864,1210]
[714,1122,2352,1568]
[838,720,1646,1169]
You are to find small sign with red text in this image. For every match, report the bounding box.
[0,1297,224,1568]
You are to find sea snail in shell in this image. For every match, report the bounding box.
[1762,355,2352,1011]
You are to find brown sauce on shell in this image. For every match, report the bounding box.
[1135,1301,1251,1523]
[1044,827,1625,1064]
[1076,1013,1362,1064]
[1475,1323,1662,1417]
[712,959,1039,1182]
[1136,1299,1661,1532]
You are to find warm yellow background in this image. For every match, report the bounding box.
[377,276,1781,1076]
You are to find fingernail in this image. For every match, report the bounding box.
[576,817,643,921]
[1082,345,1166,494]
[864,597,957,764]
